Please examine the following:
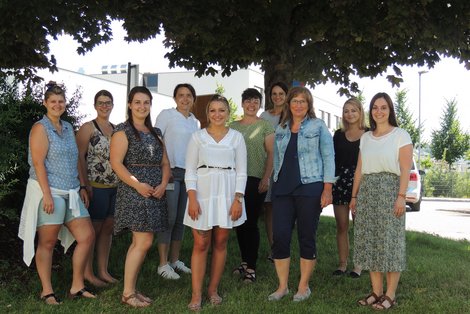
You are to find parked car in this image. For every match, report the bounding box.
[406,159,425,211]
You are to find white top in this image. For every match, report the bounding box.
[18,179,80,266]
[155,108,200,169]
[360,127,412,175]
[183,128,247,230]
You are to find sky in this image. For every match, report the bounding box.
[48,21,470,141]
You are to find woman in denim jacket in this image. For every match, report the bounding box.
[268,87,335,302]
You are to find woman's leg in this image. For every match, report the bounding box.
[36,224,61,302]
[84,220,107,287]
[264,202,273,254]
[189,228,212,306]
[333,204,349,272]
[385,271,400,300]
[370,271,384,297]
[66,217,96,297]
[207,227,230,299]
[121,231,154,297]
[96,217,117,282]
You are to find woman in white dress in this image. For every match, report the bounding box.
[183,95,247,311]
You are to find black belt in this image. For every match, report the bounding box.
[198,165,233,170]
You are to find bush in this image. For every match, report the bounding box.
[423,160,470,198]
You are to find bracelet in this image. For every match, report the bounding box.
[351,196,357,198]
[79,185,87,191]
[398,193,406,199]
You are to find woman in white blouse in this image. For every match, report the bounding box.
[183,95,247,311]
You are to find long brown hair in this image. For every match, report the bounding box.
[368,92,398,131]
[127,86,163,146]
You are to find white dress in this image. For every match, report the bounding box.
[183,128,247,230]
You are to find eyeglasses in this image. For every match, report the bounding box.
[290,99,307,105]
[244,98,261,105]
[96,101,113,107]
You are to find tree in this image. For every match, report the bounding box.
[394,89,422,146]
[215,83,239,123]
[430,99,470,166]
[0,1,113,82]
[118,1,470,106]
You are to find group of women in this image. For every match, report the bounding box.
[19,80,411,311]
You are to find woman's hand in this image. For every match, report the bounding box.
[80,188,89,208]
[152,183,167,199]
[258,177,269,193]
[394,196,406,217]
[229,201,243,221]
[349,198,357,216]
[187,198,201,220]
[135,182,155,198]
[42,193,54,214]
[320,188,333,208]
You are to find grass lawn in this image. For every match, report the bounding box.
[1,216,469,313]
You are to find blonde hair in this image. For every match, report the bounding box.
[341,97,367,131]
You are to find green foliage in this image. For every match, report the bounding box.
[214,83,240,124]
[430,99,470,166]
[394,89,422,146]
[423,160,470,198]
[420,156,433,169]
[0,1,113,82]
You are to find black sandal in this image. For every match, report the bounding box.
[232,262,247,275]
[68,287,96,299]
[242,270,256,283]
[41,293,62,305]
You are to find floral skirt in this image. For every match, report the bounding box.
[332,165,355,205]
[353,172,406,272]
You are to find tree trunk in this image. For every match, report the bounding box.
[263,60,294,110]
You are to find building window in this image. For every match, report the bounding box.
[335,115,341,129]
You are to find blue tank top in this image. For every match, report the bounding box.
[28,116,80,189]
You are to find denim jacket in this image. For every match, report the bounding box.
[273,117,336,184]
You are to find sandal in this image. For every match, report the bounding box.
[232,262,247,275]
[357,292,382,306]
[242,270,256,283]
[40,293,62,305]
[187,301,202,311]
[208,294,223,306]
[372,295,396,310]
[68,287,96,299]
[136,291,152,303]
[121,293,150,308]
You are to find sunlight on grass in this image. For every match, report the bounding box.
[1,216,469,313]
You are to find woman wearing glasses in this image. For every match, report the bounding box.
[269,87,335,302]
[19,82,96,305]
[76,90,119,287]
[231,88,274,283]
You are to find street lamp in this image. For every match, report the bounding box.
[418,70,428,169]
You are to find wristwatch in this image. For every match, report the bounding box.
[235,193,244,203]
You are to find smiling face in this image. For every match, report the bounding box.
[371,97,390,125]
[95,95,113,119]
[271,85,286,108]
[174,86,195,113]
[207,100,229,127]
[129,92,151,120]
[242,97,261,117]
[44,94,66,119]
[289,94,308,120]
[343,102,361,125]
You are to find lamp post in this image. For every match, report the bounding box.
[418,70,428,169]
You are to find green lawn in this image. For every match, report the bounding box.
[1,216,469,313]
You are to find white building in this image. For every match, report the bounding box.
[36,66,344,131]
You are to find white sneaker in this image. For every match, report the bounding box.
[157,263,180,280]
[170,260,192,274]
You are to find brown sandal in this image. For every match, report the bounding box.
[357,292,382,306]
[209,294,222,306]
[41,293,62,305]
[121,293,150,308]
[135,291,152,303]
[372,295,396,310]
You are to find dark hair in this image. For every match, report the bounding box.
[269,82,288,97]
[206,94,230,123]
[368,92,398,131]
[241,88,262,103]
[94,90,113,104]
[173,83,197,100]
[280,87,316,127]
[44,81,65,101]
[127,86,163,146]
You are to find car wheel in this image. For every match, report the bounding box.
[410,199,421,212]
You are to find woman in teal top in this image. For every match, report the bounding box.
[230,88,274,283]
